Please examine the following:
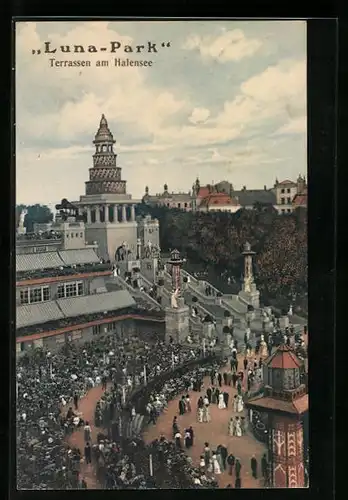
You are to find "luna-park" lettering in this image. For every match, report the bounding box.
[31,40,171,55]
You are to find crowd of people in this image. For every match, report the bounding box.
[16,333,213,490]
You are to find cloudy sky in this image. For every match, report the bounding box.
[16,20,307,206]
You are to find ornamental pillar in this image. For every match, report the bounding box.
[95,205,100,223]
[131,204,136,221]
[113,204,119,223]
[122,204,127,222]
[86,206,92,224]
[104,204,109,222]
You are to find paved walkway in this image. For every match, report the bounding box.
[143,358,267,489]
[66,385,108,489]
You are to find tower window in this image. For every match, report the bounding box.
[287,198,291,204]
[178,203,181,208]
[287,188,291,193]
[75,233,79,238]
[184,203,188,208]
[281,188,285,194]
[71,233,74,238]
[281,198,285,204]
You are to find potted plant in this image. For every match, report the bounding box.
[223,326,230,334]
[192,296,198,303]
[224,310,230,317]
[183,277,188,283]
[158,279,164,287]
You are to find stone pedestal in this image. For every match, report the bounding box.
[280,315,290,330]
[238,288,260,309]
[165,302,190,344]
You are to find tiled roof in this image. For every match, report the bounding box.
[58,249,100,266]
[266,344,302,369]
[234,190,276,206]
[246,393,308,415]
[17,301,65,328]
[56,290,135,317]
[197,187,211,198]
[16,252,65,272]
[292,193,307,207]
[199,192,240,207]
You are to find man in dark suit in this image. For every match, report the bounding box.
[223,391,229,408]
[218,372,222,387]
[210,369,215,385]
[220,445,228,470]
[223,372,228,385]
[206,386,212,404]
[214,387,220,404]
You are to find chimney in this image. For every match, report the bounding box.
[242,185,246,191]
[264,185,267,190]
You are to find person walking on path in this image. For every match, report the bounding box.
[261,453,268,483]
[73,392,79,410]
[235,458,242,479]
[218,372,222,387]
[84,442,92,465]
[251,455,258,479]
[84,421,92,443]
[235,476,242,488]
[227,453,235,475]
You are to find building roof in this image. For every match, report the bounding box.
[277,179,296,185]
[17,301,65,328]
[56,290,135,318]
[266,344,302,369]
[234,189,276,206]
[292,193,308,207]
[197,186,211,199]
[199,192,240,208]
[58,249,100,266]
[16,252,65,272]
[246,393,308,415]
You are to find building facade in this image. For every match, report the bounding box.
[16,216,165,354]
[142,184,194,211]
[273,175,307,214]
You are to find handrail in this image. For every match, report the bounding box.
[115,275,161,309]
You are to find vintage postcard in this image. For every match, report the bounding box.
[15,20,308,490]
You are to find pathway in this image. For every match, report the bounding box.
[143,356,267,489]
[66,384,109,489]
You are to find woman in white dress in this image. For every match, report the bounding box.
[218,393,226,409]
[237,395,244,413]
[203,404,211,422]
[228,417,234,436]
[197,407,204,423]
[212,453,221,474]
[235,417,242,437]
[233,395,238,413]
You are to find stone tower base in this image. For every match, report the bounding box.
[165,306,190,344]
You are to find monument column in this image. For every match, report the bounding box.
[131,204,136,221]
[95,205,100,223]
[113,204,119,223]
[104,204,109,223]
[86,206,92,224]
[122,204,127,222]
[165,249,190,344]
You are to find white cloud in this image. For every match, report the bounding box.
[274,116,307,135]
[188,107,210,124]
[183,29,262,63]
[212,59,306,129]
[15,21,307,205]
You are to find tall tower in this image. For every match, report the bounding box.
[246,345,308,488]
[76,115,141,261]
[85,114,126,196]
